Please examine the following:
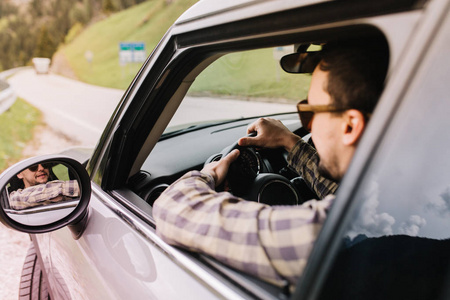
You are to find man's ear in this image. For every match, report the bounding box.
[17,172,23,179]
[342,109,366,146]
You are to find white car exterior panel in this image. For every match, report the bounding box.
[176,0,329,29]
[37,188,226,300]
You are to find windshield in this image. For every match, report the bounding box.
[163,46,311,135]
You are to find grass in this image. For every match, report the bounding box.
[189,48,312,102]
[0,98,41,172]
[60,0,199,90]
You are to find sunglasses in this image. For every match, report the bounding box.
[28,163,52,172]
[297,99,348,132]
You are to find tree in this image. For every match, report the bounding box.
[0,0,18,18]
[118,0,136,9]
[0,0,144,69]
[70,3,90,25]
[34,26,56,58]
[29,0,44,17]
[102,0,115,13]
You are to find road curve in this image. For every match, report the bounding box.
[8,69,295,149]
[8,69,124,147]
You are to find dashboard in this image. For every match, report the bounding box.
[127,113,311,206]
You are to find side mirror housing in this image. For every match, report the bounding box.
[0,155,91,239]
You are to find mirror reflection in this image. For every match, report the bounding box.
[1,161,81,226]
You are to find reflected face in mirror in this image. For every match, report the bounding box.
[2,161,82,226]
[17,163,51,188]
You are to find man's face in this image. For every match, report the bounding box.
[307,66,345,181]
[17,164,50,188]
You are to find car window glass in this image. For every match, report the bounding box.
[164,46,311,133]
[318,22,450,300]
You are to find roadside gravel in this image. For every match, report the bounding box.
[0,226,29,300]
[0,124,79,300]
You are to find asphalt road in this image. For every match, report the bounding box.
[7,69,295,148]
[8,69,124,147]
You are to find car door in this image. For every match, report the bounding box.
[293,0,450,299]
[34,186,223,299]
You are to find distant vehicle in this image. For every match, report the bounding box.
[1,0,450,299]
[32,57,51,74]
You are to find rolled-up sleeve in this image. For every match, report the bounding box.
[9,180,80,210]
[153,171,334,287]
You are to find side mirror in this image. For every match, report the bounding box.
[0,155,90,238]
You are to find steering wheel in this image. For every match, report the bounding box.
[204,133,302,205]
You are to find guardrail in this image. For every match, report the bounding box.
[0,67,30,115]
[0,80,9,91]
[0,80,16,115]
[0,66,31,80]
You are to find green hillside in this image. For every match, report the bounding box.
[60,0,198,90]
[60,0,311,100]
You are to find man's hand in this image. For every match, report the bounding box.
[201,149,240,187]
[238,118,300,152]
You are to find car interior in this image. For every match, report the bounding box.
[129,28,389,212]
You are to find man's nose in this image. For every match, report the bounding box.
[37,164,45,171]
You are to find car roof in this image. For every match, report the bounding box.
[175,0,427,29]
[176,0,328,25]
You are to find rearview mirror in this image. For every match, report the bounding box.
[0,155,90,236]
[280,51,322,74]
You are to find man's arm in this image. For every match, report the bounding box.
[153,169,334,287]
[9,180,80,210]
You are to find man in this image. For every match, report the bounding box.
[16,163,50,188]
[153,39,388,287]
[9,163,80,210]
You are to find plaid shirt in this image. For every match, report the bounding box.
[9,180,80,210]
[153,139,337,287]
